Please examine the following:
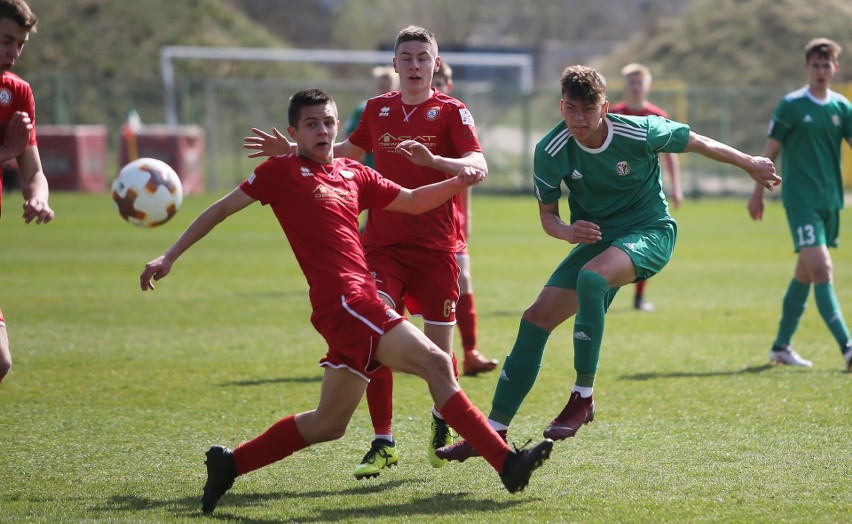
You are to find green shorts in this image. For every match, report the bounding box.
[785,207,839,252]
[546,220,677,289]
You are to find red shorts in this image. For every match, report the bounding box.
[313,291,404,381]
[365,244,459,325]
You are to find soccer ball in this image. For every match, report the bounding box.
[112,158,183,227]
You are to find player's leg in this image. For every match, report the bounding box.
[358,247,405,476]
[0,308,11,383]
[803,245,852,364]
[769,253,814,366]
[545,224,674,440]
[407,249,461,467]
[633,280,653,311]
[202,366,366,513]
[377,320,552,492]
[455,252,498,375]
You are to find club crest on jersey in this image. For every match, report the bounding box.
[832,114,841,127]
[0,88,12,106]
[340,170,355,180]
[615,161,631,177]
[425,106,440,121]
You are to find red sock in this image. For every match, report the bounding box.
[635,280,647,300]
[456,293,478,353]
[233,415,308,475]
[439,391,510,472]
[366,366,393,435]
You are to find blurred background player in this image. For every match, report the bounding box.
[431,60,498,376]
[748,38,852,371]
[0,0,55,384]
[343,65,398,168]
[609,63,682,312]
[244,26,490,479]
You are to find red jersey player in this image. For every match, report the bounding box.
[245,26,491,479]
[609,63,682,312]
[0,0,54,385]
[141,88,552,514]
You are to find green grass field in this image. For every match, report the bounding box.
[1,192,850,523]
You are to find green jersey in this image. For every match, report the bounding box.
[769,87,852,210]
[533,113,690,241]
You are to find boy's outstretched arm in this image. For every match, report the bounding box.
[141,188,256,290]
[683,131,780,191]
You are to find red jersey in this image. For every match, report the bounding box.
[240,154,401,307]
[0,71,36,201]
[609,100,669,119]
[348,89,481,252]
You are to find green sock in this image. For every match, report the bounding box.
[573,270,609,388]
[813,282,852,350]
[774,279,810,347]
[489,319,549,426]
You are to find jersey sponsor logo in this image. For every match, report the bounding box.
[300,166,314,177]
[379,106,391,118]
[376,133,437,152]
[312,184,356,207]
[0,88,11,106]
[459,108,475,126]
[615,161,631,176]
[425,106,440,121]
[571,169,583,180]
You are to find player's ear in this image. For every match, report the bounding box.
[434,56,441,73]
[287,126,298,140]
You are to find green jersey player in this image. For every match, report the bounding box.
[749,37,852,371]
[436,65,780,461]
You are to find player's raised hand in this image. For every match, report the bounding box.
[747,156,780,191]
[394,139,434,167]
[243,127,293,158]
[140,255,173,291]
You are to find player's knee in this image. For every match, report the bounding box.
[0,357,10,382]
[313,417,349,441]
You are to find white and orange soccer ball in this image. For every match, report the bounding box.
[112,158,183,227]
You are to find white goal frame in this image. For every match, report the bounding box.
[160,46,535,126]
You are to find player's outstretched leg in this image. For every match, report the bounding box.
[202,446,237,514]
[500,439,554,494]
[543,391,595,441]
[353,438,398,479]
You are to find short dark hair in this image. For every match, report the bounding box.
[394,25,438,55]
[804,37,841,63]
[560,65,607,105]
[0,0,37,32]
[287,88,334,127]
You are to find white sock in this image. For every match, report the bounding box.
[572,385,594,398]
[488,419,509,432]
[432,406,444,419]
[374,434,394,444]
